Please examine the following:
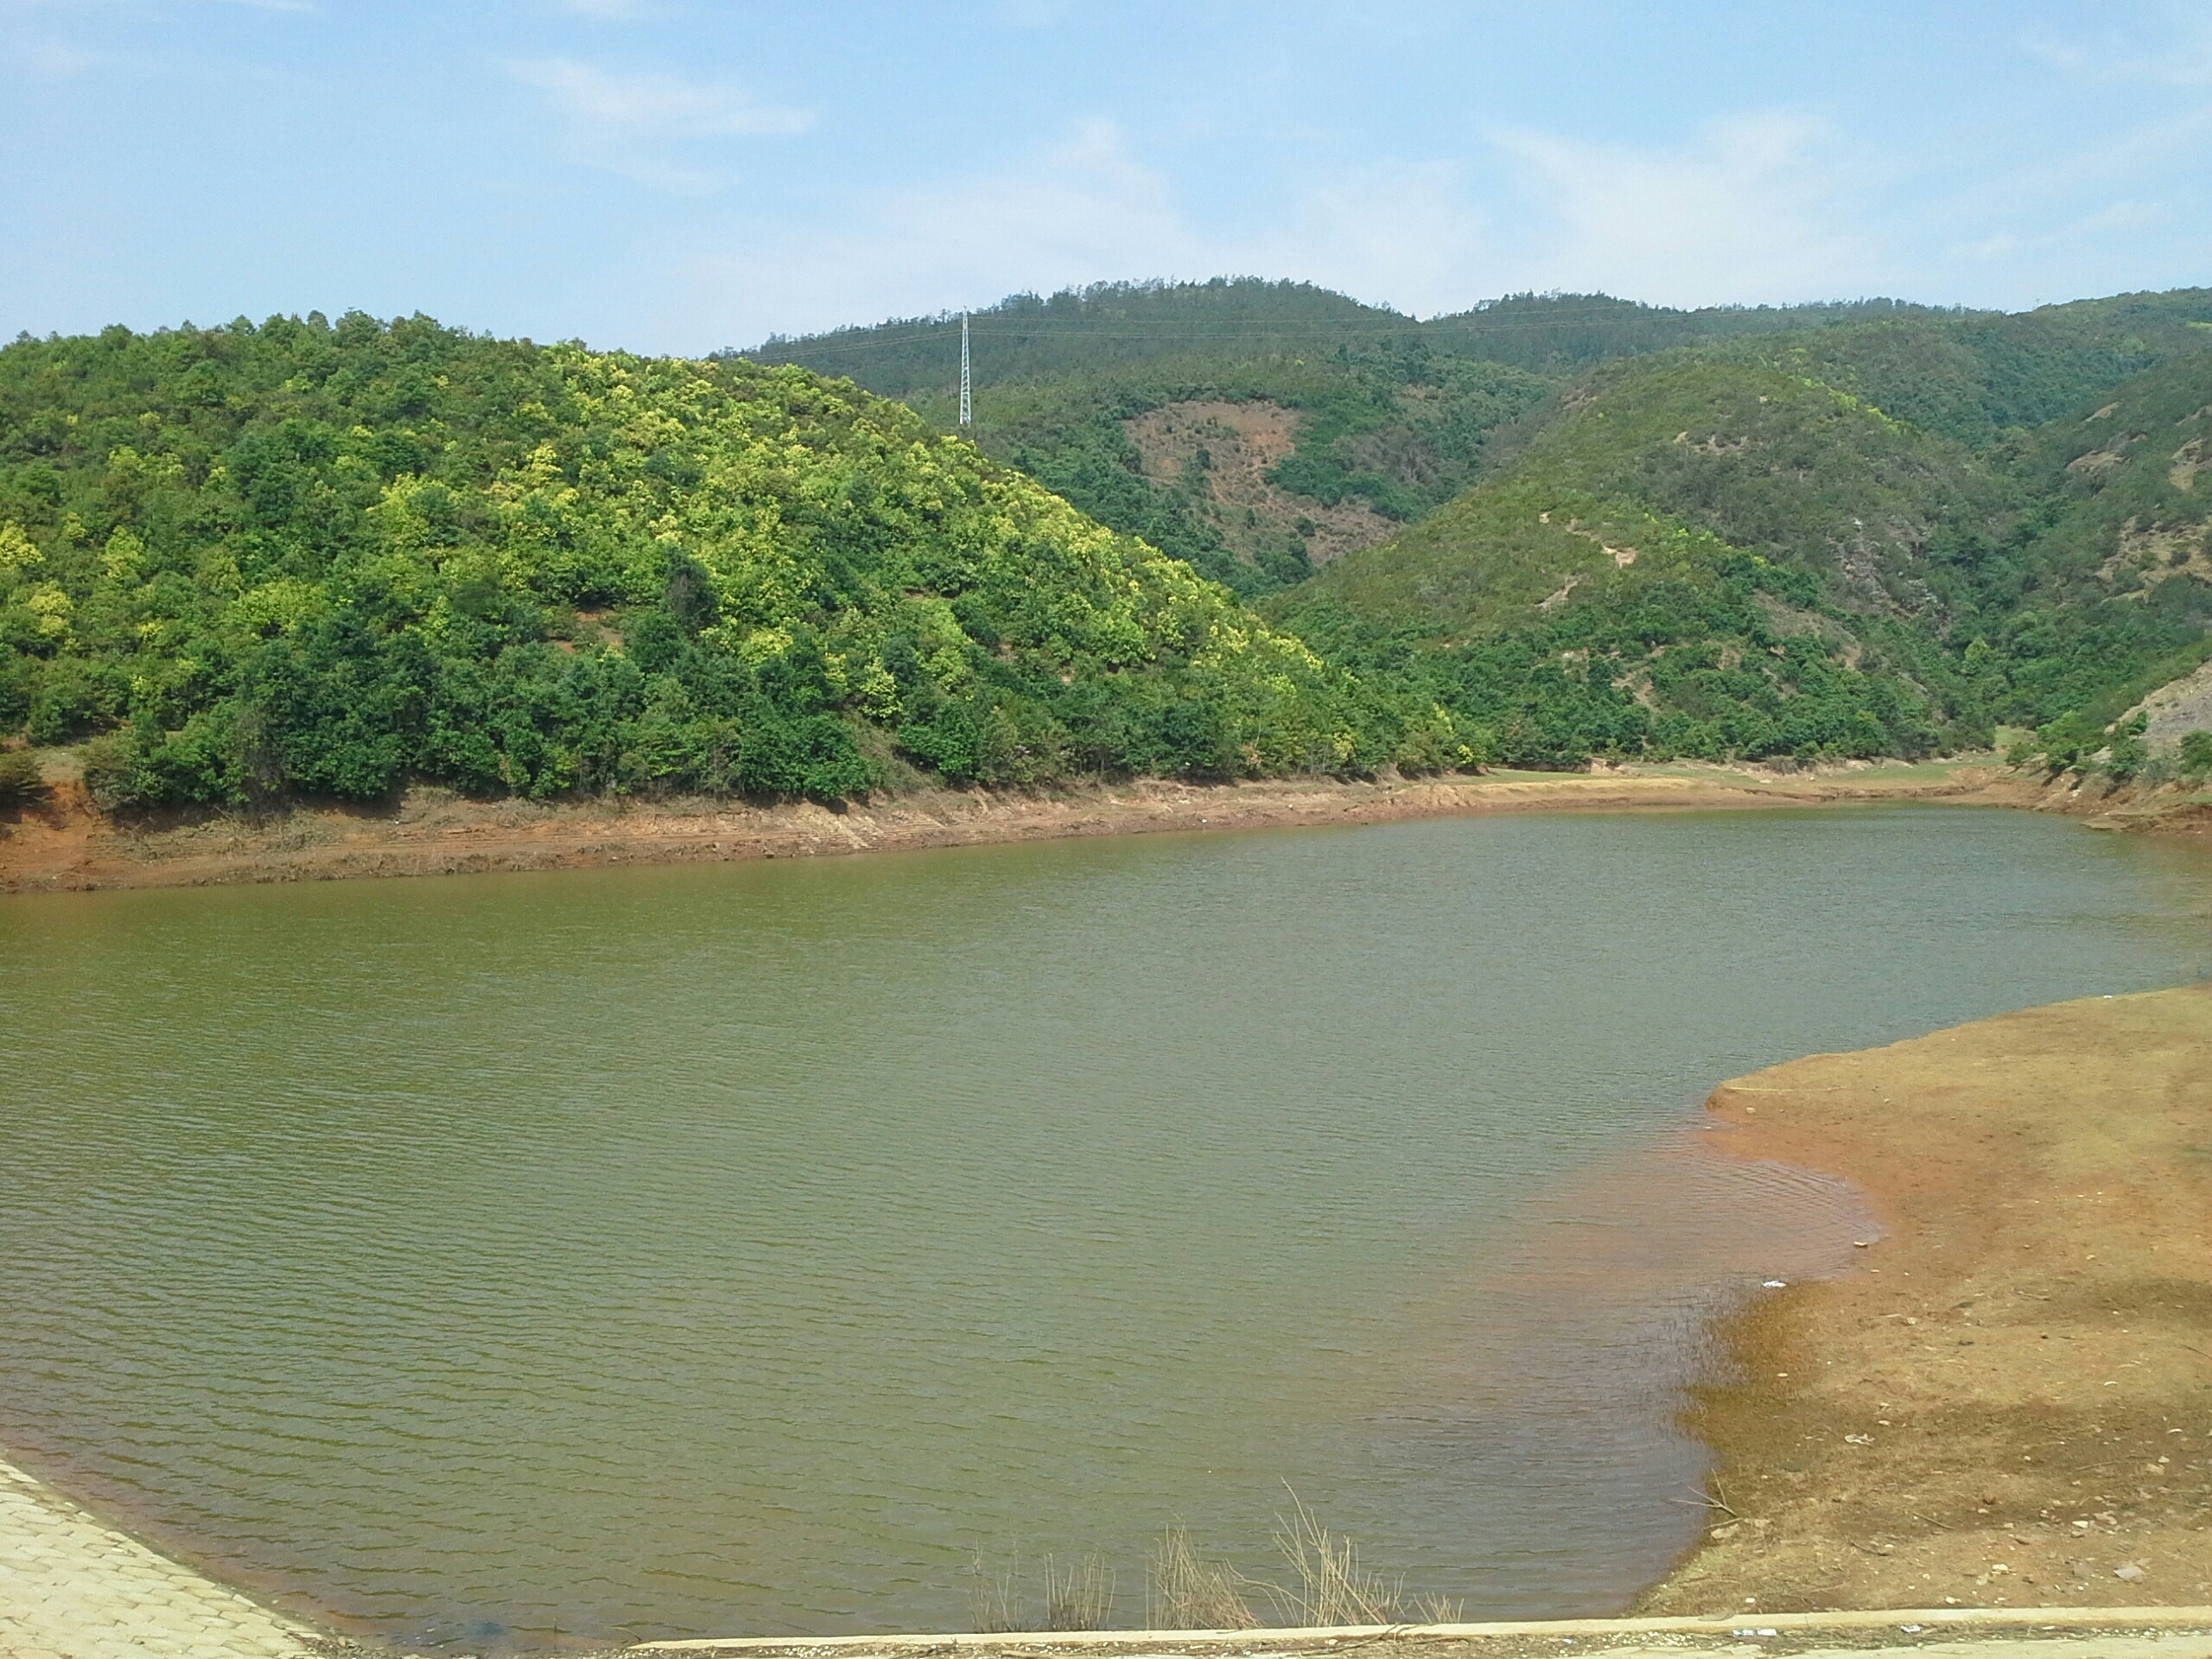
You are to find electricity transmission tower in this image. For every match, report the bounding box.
[958,313,971,428]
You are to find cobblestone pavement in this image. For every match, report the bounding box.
[0,1453,315,1659]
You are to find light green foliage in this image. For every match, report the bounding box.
[1491,354,2011,608]
[1280,483,1732,643]
[0,315,1357,807]
[0,521,42,575]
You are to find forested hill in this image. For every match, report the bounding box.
[0,316,1365,810]
[5,288,2210,816]
[730,281,2212,607]
[734,284,1961,601]
[736,280,1955,398]
[739,278,2212,777]
[1267,313,2212,772]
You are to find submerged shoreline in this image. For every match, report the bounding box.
[3,808,2208,1651]
[0,756,2063,895]
[3,985,2209,1649]
[1637,984,2212,1618]
[6,751,2207,899]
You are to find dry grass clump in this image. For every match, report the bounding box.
[1270,1491,1405,1627]
[969,1548,1026,1634]
[1147,1493,1463,1630]
[1042,1554,1116,1631]
[969,1548,1116,1632]
[1148,1522,1260,1629]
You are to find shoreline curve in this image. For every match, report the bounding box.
[0,757,2069,896]
[1637,984,2212,1618]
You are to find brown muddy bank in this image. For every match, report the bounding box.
[1639,985,2212,1619]
[0,760,2009,894]
[2030,770,2212,841]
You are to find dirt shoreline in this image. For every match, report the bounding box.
[4,749,2208,897]
[1637,984,2212,1620]
[0,758,2075,895]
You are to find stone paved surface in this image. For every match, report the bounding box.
[0,1453,315,1659]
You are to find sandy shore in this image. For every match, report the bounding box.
[1637,984,2212,1619]
[0,760,2025,894]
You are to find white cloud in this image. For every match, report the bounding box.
[1243,160,1487,315]
[508,57,811,137]
[1945,194,2181,272]
[657,119,1376,345]
[1918,99,2212,299]
[2022,13,2212,86]
[505,55,812,192]
[670,119,1206,337]
[651,111,1903,352]
[1490,113,1883,308]
[10,36,99,73]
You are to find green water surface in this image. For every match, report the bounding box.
[1,806,2207,1649]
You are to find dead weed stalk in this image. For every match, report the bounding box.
[1148,1522,1260,1630]
[969,1547,1116,1632]
[1042,1554,1116,1631]
[1268,1488,1405,1628]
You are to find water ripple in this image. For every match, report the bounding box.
[1,807,2206,1649]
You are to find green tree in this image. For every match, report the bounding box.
[0,749,42,804]
[2177,729,2212,782]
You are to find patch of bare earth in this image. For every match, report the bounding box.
[0,765,2012,895]
[2098,516,2212,594]
[2123,659,2212,756]
[2172,435,2208,493]
[1637,985,2212,1619]
[2003,771,2212,840]
[1122,400,1395,568]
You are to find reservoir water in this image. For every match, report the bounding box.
[2,805,2208,1649]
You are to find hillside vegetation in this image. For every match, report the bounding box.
[0,316,1361,810]
[1993,347,2212,763]
[1255,299,2212,772]
[741,280,1961,397]
[743,280,2212,612]
[6,285,2210,813]
[741,283,1955,600]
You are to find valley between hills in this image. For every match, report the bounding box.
[5,281,2212,838]
[5,281,2212,1659]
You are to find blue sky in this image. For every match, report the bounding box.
[3,1,2209,353]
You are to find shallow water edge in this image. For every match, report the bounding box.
[3,807,2208,1649]
[1,759,2021,895]
[1637,984,2212,1619]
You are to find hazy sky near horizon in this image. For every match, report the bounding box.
[4,1,2210,354]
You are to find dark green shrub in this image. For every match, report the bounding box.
[2178,729,2212,782]
[78,731,145,812]
[2104,734,2149,779]
[0,748,43,804]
